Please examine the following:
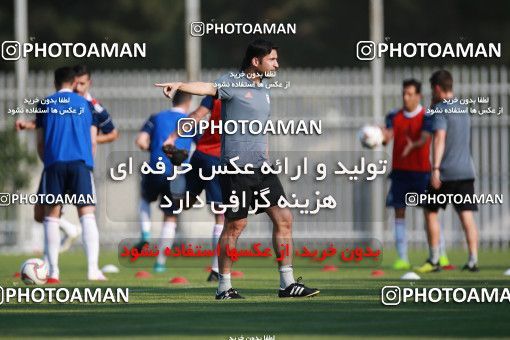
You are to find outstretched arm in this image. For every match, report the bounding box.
[15,119,36,131]
[154,82,217,98]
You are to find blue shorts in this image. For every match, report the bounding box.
[141,173,185,215]
[186,150,222,204]
[37,161,96,206]
[386,170,430,209]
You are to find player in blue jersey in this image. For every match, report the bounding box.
[135,90,193,272]
[36,67,106,283]
[15,65,118,253]
[51,64,120,251]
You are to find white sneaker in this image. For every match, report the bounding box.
[88,271,108,281]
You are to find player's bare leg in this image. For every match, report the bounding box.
[216,217,247,297]
[266,205,294,275]
[34,204,45,223]
[266,206,319,298]
[458,210,479,271]
[424,209,440,255]
[416,209,441,273]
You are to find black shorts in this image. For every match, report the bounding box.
[219,169,286,221]
[141,173,185,215]
[423,179,478,212]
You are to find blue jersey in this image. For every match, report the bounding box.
[141,109,193,177]
[36,89,96,169]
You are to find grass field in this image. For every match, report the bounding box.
[1,249,510,339]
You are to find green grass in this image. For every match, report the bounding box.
[1,249,510,339]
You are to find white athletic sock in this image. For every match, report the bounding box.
[218,272,232,293]
[211,223,223,272]
[80,213,100,277]
[279,265,295,289]
[156,221,176,266]
[139,198,151,240]
[394,218,408,261]
[429,246,440,264]
[468,252,478,267]
[439,223,447,257]
[44,217,60,279]
[59,217,79,237]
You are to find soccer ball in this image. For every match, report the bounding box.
[358,125,384,149]
[20,258,48,285]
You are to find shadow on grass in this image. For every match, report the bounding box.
[1,286,510,337]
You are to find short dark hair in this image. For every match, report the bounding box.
[54,67,76,87]
[172,90,192,107]
[430,70,453,92]
[402,78,421,94]
[240,39,278,71]
[73,64,91,78]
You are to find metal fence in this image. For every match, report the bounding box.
[0,65,509,252]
